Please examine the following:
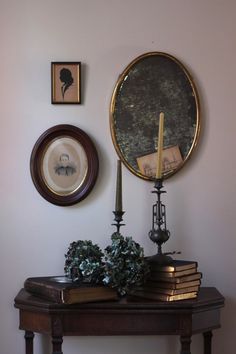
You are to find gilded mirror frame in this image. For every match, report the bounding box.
[110,52,200,180]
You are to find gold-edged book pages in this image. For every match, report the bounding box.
[130,290,197,302]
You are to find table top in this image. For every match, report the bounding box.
[14,287,224,314]
[14,287,225,338]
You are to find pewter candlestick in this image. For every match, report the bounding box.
[148,178,172,265]
[112,160,125,233]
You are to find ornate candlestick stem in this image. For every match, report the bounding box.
[148,178,172,265]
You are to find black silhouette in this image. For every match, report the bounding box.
[60,68,74,99]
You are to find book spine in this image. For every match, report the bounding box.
[24,280,63,303]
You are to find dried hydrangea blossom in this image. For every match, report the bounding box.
[103,232,149,296]
[64,240,104,283]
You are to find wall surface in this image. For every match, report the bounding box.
[1,1,236,353]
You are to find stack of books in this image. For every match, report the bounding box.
[24,276,118,304]
[129,260,202,301]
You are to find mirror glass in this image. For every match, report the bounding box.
[110,52,200,180]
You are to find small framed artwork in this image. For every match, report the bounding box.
[51,62,81,104]
[30,125,99,206]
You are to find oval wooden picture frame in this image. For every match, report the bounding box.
[30,125,99,206]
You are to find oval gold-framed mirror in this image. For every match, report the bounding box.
[110,52,200,180]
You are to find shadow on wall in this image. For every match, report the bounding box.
[213,296,236,354]
[35,320,229,354]
[37,334,180,354]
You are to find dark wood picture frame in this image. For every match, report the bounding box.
[51,62,81,104]
[30,125,99,206]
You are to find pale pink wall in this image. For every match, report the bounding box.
[1,1,236,353]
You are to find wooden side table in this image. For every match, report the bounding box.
[14,287,224,354]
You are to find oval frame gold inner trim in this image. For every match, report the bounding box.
[30,125,99,206]
[110,52,200,180]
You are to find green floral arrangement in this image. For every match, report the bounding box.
[64,240,104,283]
[102,232,150,296]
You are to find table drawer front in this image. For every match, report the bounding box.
[63,312,182,336]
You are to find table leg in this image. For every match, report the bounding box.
[180,335,191,354]
[24,331,34,354]
[52,335,63,354]
[203,331,212,354]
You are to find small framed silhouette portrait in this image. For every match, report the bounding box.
[30,125,99,206]
[51,62,81,104]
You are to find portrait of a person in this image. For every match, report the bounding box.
[54,153,77,176]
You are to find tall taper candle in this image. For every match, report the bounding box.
[115,160,123,212]
[156,112,164,179]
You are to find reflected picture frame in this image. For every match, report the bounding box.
[30,125,99,206]
[51,62,81,104]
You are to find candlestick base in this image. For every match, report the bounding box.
[148,253,173,266]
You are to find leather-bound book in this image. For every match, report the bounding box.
[24,276,118,304]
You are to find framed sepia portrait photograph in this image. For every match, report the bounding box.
[51,62,81,104]
[30,125,99,206]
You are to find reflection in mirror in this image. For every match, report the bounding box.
[110,52,200,180]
